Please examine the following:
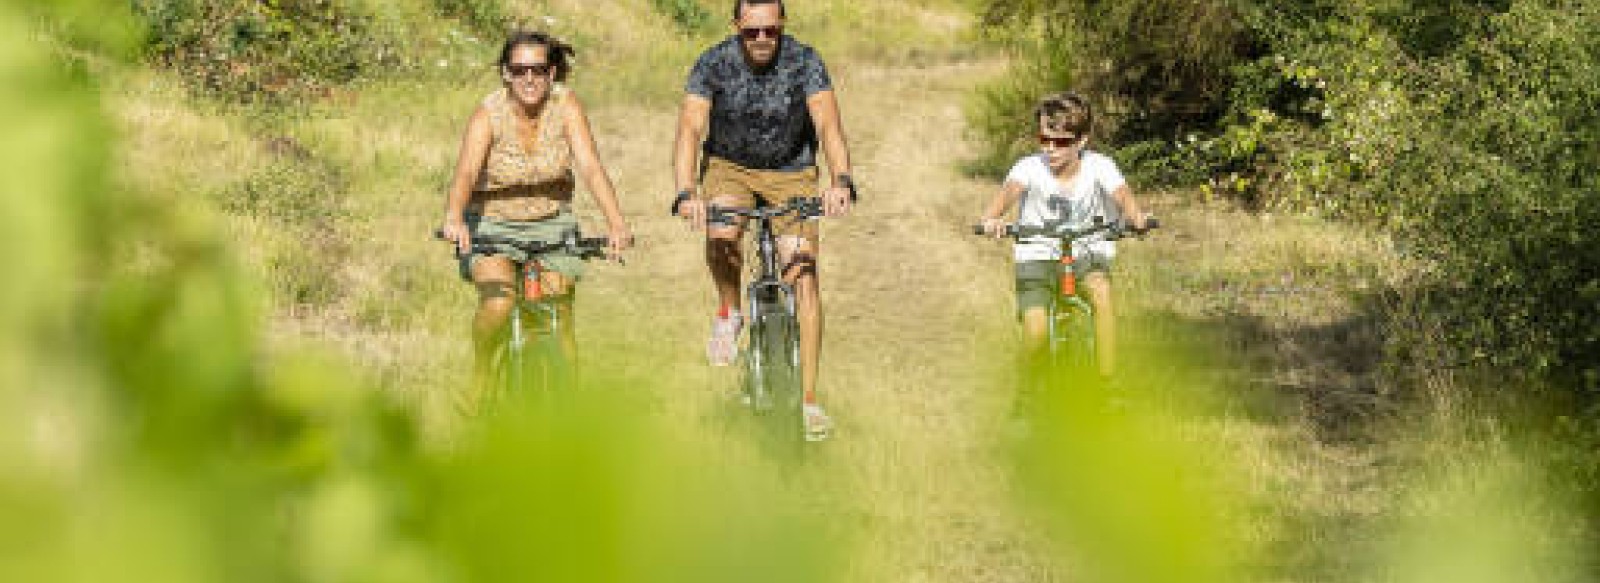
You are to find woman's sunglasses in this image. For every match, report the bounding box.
[739,25,783,40]
[504,63,552,78]
[1039,134,1083,148]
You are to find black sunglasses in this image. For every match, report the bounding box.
[504,63,552,78]
[739,25,783,40]
[1039,133,1083,149]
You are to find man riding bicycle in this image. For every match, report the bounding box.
[671,0,856,440]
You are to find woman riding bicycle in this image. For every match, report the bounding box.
[438,30,633,413]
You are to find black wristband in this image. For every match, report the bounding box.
[835,174,857,202]
[670,189,692,216]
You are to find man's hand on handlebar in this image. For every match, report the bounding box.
[674,196,709,232]
[823,183,853,217]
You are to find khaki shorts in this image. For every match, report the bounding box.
[700,157,820,242]
[458,210,586,282]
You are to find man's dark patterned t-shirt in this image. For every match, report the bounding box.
[686,35,832,171]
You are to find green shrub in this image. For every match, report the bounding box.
[432,0,509,35]
[651,0,715,34]
[972,0,1600,397]
[132,0,407,101]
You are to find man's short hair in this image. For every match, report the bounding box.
[1035,92,1092,135]
[732,0,785,20]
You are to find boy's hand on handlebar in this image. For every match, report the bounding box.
[980,216,1008,239]
[1131,214,1158,237]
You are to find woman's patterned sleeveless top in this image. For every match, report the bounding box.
[470,85,575,220]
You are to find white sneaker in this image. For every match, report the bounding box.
[803,402,833,442]
[706,310,742,366]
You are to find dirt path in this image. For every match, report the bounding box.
[565,58,1059,581]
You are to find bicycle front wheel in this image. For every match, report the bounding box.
[747,305,800,411]
[1051,298,1096,375]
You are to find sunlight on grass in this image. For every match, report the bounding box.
[8,2,1594,582]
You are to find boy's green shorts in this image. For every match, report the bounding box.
[1015,260,1061,316]
[458,210,586,282]
[1014,255,1113,318]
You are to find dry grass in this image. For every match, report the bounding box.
[105,1,1565,581]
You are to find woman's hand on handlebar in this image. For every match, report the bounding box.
[439,215,471,254]
[606,222,635,259]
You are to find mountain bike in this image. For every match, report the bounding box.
[974,215,1159,375]
[707,197,826,442]
[439,228,610,406]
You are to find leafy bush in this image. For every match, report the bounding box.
[651,0,716,34]
[132,0,407,101]
[972,0,1600,397]
[433,0,509,35]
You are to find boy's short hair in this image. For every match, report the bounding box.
[1035,92,1092,135]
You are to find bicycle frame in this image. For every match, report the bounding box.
[499,261,569,401]
[448,229,608,405]
[1047,265,1097,372]
[975,216,1159,375]
[744,211,800,411]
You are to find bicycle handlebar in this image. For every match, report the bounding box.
[706,197,825,226]
[433,229,611,260]
[971,216,1161,242]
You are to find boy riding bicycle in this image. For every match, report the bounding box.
[978,91,1150,383]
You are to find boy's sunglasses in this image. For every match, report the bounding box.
[739,25,783,40]
[505,63,552,78]
[1039,134,1083,148]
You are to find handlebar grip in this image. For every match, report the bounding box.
[433,228,446,240]
[1143,217,1161,231]
[971,224,987,236]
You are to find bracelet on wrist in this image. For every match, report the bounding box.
[670,189,692,216]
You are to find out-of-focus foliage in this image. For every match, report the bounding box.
[14,1,1596,582]
[972,0,1600,403]
[6,4,848,582]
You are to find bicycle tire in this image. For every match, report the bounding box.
[520,305,574,395]
[486,305,574,404]
[1051,298,1096,374]
[761,305,802,409]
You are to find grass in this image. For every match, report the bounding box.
[92,1,1598,581]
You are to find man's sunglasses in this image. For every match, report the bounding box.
[504,63,552,78]
[739,25,783,40]
[1039,134,1083,148]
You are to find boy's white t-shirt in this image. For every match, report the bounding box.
[1004,151,1127,262]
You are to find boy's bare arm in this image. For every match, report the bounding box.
[979,181,1025,237]
[982,181,1025,221]
[1110,184,1148,229]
